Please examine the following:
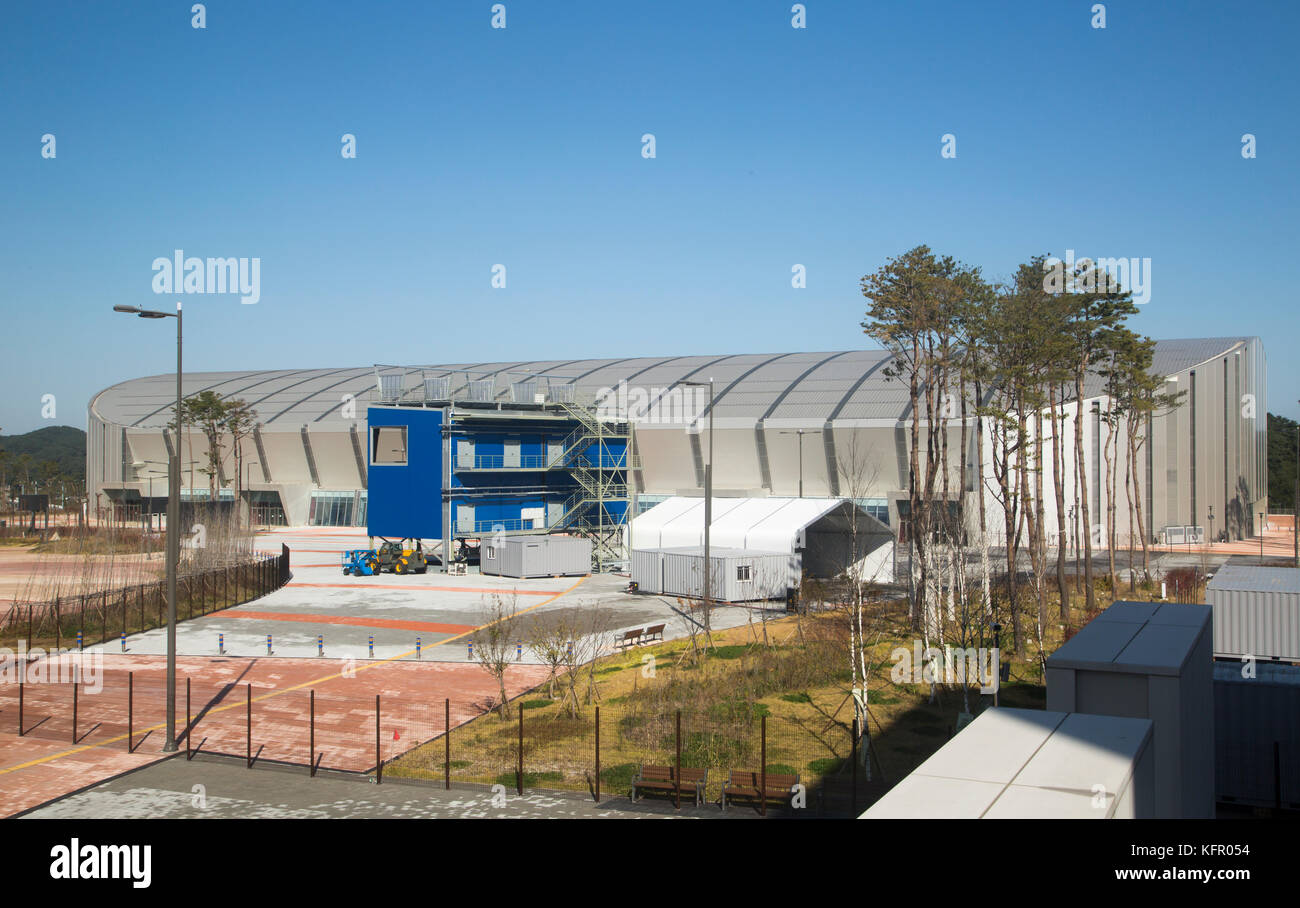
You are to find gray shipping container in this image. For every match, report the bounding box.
[481,535,592,578]
[1205,564,1300,662]
[1213,660,1300,809]
[632,546,790,602]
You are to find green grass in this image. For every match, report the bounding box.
[780,692,813,704]
[599,762,639,792]
[807,757,846,775]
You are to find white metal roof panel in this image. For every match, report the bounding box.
[902,707,1065,785]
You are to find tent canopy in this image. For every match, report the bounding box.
[628,496,895,583]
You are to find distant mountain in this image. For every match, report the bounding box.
[0,426,86,480]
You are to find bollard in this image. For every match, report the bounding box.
[218,633,225,655]
[77,630,83,651]
[566,639,574,661]
[516,642,522,661]
[120,631,127,653]
[266,634,273,655]
[317,634,324,657]
[467,641,473,660]
[368,635,374,659]
[416,636,422,660]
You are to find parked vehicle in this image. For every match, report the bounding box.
[342,549,380,576]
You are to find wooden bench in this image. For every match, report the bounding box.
[614,628,644,651]
[642,624,665,643]
[721,770,800,812]
[631,764,709,807]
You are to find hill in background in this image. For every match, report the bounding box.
[0,425,87,481]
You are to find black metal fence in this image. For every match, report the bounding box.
[0,545,290,650]
[0,673,864,816]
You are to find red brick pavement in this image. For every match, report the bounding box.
[0,653,550,816]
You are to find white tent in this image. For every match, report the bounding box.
[627,496,895,585]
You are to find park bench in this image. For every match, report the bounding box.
[614,628,644,651]
[642,624,665,643]
[631,764,709,807]
[721,769,800,812]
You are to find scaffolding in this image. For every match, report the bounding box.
[370,366,634,572]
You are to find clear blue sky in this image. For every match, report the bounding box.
[1,0,1296,435]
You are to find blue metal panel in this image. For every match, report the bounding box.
[366,407,443,540]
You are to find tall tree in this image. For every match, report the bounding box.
[1053,259,1140,614]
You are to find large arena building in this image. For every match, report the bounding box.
[88,336,1267,569]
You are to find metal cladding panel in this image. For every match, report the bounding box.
[365,406,443,541]
[631,548,663,593]
[1206,565,1300,661]
[1213,661,1300,808]
[650,546,787,602]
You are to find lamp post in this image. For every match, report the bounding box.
[243,460,260,528]
[776,428,822,498]
[1207,504,1214,550]
[114,302,182,752]
[683,380,715,611]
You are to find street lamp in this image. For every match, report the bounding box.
[682,379,715,611]
[775,428,822,498]
[244,460,260,528]
[114,302,182,753]
[1207,504,1214,549]
[1259,510,1265,565]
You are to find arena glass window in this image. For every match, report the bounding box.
[371,426,408,465]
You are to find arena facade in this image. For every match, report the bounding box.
[88,336,1266,557]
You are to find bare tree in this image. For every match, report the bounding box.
[472,591,521,719]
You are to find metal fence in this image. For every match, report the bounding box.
[0,675,864,815]
[0,545,291,650]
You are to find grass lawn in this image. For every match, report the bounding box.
[386,586,1151,808]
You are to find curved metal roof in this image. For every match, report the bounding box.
[88,337,1256,431]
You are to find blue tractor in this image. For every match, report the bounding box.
[342,549,381,576]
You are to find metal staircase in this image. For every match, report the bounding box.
[545,402,633,570]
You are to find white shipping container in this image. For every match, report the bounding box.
[632,546,789,602]
[1205,564,1300,662]
[481,535,591,578]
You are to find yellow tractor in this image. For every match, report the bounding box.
[377,540,428,574]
